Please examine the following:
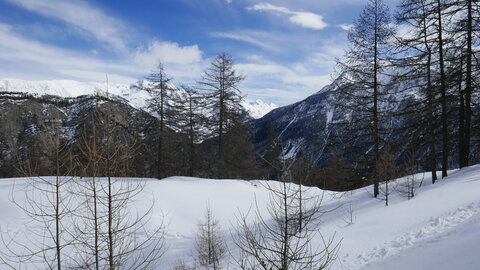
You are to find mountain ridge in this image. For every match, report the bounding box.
[0,78,278,119]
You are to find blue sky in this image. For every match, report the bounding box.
[0,0,399,105]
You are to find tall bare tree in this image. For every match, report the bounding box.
[336,0,394,197]
[142,62,177,179]
[177,85,209,177]
[395,0,440,183]
[198,52,246,178]
[434,0,450,178]
[450,0,480,167]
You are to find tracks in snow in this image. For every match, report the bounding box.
[340,201,480,270]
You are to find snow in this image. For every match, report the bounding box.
[240,99,278,119]
[0,78,128,99]
[329,166,480,270]
[326,109,334,124]
[1,165,480,269]
[0,78,277,119]
[367,214,480,270]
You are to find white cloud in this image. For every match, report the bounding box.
[132,41,203,68]
[57,70,136,84]
[0,24,120,69]
[211,32,278,51]
[0,23,140,84]
[131,41,207,84]
[247,3,328,30]
[249,3,290,13]
[338,24,354,31]
[289,12,328,30]
[244,87,308,103]
[231,33,349,105]
[236,63,286,74]
[0,23,134,82]
[2,1,208,84]
[4,0,129,52]
[235,60,332,105]
[0,23,207,84]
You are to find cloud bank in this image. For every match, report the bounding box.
[5,0,130,52]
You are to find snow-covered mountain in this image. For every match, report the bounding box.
[0,78,277,178]
[250,74,422,166]
[251,80,341,161]
[241,99,277,119]
[0,78,276,119]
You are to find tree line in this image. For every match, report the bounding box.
[143,53,258,180]
[330,0,479,197]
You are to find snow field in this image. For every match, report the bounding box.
[0,165,479,269]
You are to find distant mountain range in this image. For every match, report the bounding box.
[0,76,452,177]
[0,78,279,178]
[0,78,277,119]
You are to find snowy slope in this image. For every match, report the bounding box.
[0,166,479,269]
[241,99,277,119]
[0,78,276,119]
[250,73,424,165]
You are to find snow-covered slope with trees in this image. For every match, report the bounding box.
[1,165,479,269]
[251,81,341,164]
[0,78,276,119]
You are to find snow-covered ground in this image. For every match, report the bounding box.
[0,165,479,269]
[0,78,277,119]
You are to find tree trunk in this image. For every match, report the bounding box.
[189,97,195,177]
[426,47,438,183]
[421,0,438,183]
[218,67,225,178]
[282,180,289,270]
[92,114,100,270]
[55,149,61,270]
[436,0,449,178]
[459,57,466,168]
[158,73,165,179]
[373,0,380,197]
[464,0,473,167]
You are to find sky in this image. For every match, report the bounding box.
[0,0,399,105]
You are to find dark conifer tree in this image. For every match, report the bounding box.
[177,85,208,177]
[336,0,394,197]
[142,62,179,179]
[450,0,480,167]
[259,120,282,180]
[395,0,440,183]
[198,53,256,178]
[434,0,450,178]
